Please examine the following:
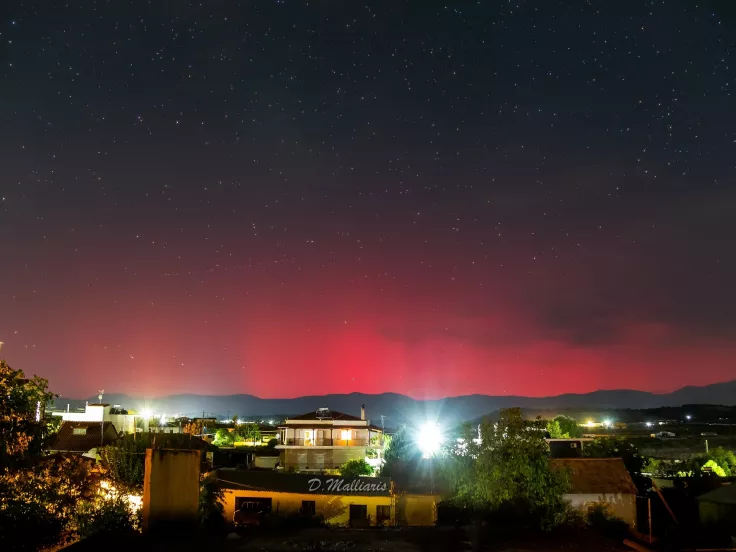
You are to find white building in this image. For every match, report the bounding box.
[53,403,138,434]
[276,405,384,472]
[550,458,638,528]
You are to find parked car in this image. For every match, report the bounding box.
[233,504,266,528]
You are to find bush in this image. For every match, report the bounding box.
[0,501,65,552]
[586,504,628,539]
[199,480,226,533]
[340,459,373,477]
[76,496,141,539]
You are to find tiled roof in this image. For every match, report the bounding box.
[550,458,637,495]
[214,469,391,496]
[286,409,363,422]
[50,421,119,452]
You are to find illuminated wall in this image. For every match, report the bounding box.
[142,448,201,531]
[220,489,393,527]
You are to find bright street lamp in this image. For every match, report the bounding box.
[417,422,444,458]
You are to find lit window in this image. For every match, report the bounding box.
[73,428,87,435]
[341,429,351,440]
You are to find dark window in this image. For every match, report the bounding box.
[376,505,391,524]
[301,500,316,516]
[349,504,367,520]
[235,497,272,513]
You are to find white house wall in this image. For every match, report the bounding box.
[564,492,637,528]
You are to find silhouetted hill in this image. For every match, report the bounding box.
[52,380,736,428]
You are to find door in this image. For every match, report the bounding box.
[349,504,368,527]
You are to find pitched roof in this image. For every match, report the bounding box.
[50,421,119,452]
[550,458,637,495]
[214,469,391,496]
[697,483,736,505]
[286,409,363,422]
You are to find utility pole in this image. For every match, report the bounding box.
[98,389,105,448]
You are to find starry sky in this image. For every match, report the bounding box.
[2,0,736,400]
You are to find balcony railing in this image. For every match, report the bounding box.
[284,438,369,447]
[282,461,344,470]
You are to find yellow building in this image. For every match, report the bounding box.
[215,470,394,527]
[395,494,440,526]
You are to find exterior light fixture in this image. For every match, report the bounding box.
[417,422,444,458]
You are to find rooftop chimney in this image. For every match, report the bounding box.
[360,404,366,421]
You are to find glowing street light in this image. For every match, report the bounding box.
[417,422,444,458]
[603,419,612,429]
[141,408,152,419]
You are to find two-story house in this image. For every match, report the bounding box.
[52,402,138,434]
[276,405,383,472]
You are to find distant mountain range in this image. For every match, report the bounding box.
[53,379,736,428]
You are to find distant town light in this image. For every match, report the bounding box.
[603,419,612,429]
[417,422,444,458]
[685,414,692,420]
[645,422,653,428]
[585,420,596,428]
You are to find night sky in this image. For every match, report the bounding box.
[2,1,736,400]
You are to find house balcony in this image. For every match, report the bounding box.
[278,438,373,448]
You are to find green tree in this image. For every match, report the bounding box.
[237,423,261,445]
[704,447,736,476]
[0,360,57,472]
[0,455,96,550]
[341,459,373,477]
[213,428,234,447]
[555,415,582,438]
[99,435,147,491]
[380,426,414,477]
[546,420,569,439]
[546,415,582,439]
[444,408,571,529]
[701,459,727,477]
[199,479,226,532]
[0,500,65,552]
[76,495,141,538]
[100,432,204,491]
